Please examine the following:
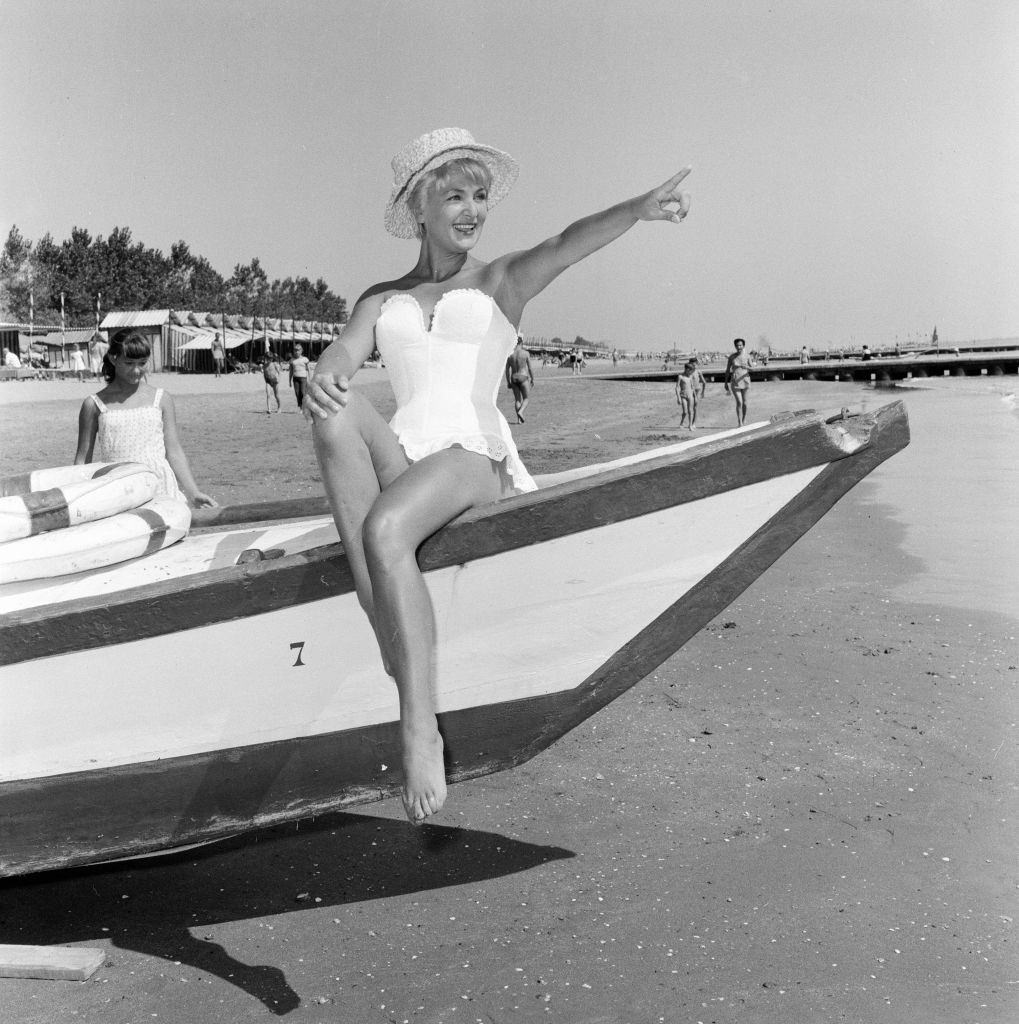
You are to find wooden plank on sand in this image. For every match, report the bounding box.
[0,944,105,981]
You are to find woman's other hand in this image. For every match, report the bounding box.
[636,167,692,224]
[303,372,352,420]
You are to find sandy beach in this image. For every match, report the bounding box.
[1,367,1016,1023]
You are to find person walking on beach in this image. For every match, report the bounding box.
[69,344,87,381]
[89,334,108,379]
[262,354,282,412]
[289,344,310,409]
[675,359,706,427]
[74,331,217,507]
[302,126,691,824]
[724,337,753,426]
[211,332,226,377]
[505,336,535,423]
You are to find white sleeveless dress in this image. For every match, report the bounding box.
[91,388,184,501]
[375,288,537,493]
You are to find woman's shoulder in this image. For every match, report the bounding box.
[337,285,393,330]
[357,278,413,309]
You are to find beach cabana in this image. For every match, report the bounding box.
[32,329,103,368]
[173,326,252,373]
[100,311,171,371]
[100,309,346,372]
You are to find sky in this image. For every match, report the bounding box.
[2,0,1017,351]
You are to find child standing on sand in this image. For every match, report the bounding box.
[74,331,217,507]
[675,361,703,427]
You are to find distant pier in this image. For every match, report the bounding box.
[587,349,1019,385]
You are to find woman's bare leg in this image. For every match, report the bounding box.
[362,449,506,823]
[732,389,746,426]
[311,392,409,647]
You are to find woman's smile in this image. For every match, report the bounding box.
[420,170,488,248]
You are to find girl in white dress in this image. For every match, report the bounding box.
[74,331,217,508]
[304,128,691,823]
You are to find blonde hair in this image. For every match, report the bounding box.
[407,157,493,239]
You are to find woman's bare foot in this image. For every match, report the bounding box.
[400,718,447,823]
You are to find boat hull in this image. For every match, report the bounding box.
[0,403,909,876]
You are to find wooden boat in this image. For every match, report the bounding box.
[0,402,909,877]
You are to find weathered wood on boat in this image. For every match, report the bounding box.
[191,495,333,529]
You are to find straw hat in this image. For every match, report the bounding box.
[384,127,519,239]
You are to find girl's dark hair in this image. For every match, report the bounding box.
[103,331,151,382]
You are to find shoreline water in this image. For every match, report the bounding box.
[1,369,1016,1023]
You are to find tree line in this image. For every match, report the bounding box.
[0,225,348,327]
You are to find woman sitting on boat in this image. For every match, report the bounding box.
[303,127,691,824]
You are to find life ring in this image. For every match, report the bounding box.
[0,463,160,543]
[0,497,192,584]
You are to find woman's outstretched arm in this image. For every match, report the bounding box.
[497,168,691,312]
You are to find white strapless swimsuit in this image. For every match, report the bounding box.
[375,288,537,493]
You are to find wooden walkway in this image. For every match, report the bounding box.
[587,350,1019,385]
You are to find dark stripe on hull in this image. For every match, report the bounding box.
[0,407,903,668]
[0,403,909,877]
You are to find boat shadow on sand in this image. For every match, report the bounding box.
[0,811,574,1015]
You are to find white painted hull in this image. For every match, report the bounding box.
[1,466,821,782]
